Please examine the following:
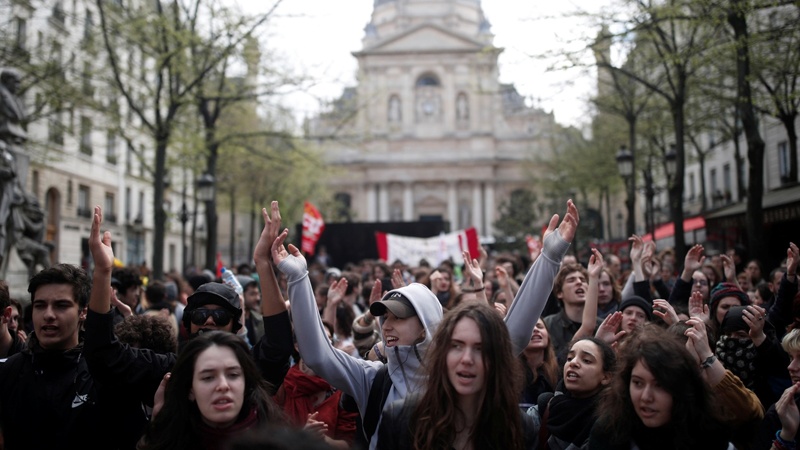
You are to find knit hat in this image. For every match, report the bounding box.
[236,275,258,290]
[720,305,750,335]
[709,282,750,313]
[183,282,242,332]
[618,295,653,321]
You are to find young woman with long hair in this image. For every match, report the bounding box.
[533,336,615,449]
[378,301,536,450]
[139,331,285,450]
[590,325,735,450]
[519,318,559,406]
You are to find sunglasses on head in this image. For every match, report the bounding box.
[190,308,232,327]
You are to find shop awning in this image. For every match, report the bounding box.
[643,216,706,242]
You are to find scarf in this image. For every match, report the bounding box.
[715,336,757,387]
[279,364,334,425]
[199,406,258,450]
[546,389,599,446]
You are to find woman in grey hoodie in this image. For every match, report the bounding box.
[271,200,578,450]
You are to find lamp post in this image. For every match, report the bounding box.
[196,173,216,272]
[178,201,190,270]
[616,145,635,237]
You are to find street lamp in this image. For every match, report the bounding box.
[616,145,635,237]
[196,173,216,271]
[665,144,677,183]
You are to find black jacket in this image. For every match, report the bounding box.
[0,335,119,449]
[377,395,538,450]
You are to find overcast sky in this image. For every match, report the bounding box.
[238,0,611,129]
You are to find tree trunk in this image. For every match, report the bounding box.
[670,99,688,261]
[229,186,236,267]
[728,0,766,263]
[698,151,708,212]
[152,131,169,280]
[626,115,638,237]
[732,112,746,201]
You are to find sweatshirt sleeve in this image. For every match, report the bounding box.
[83,309,175,406]
[278,255,381,412]
[505,229,570,356]
[251,311,293,395]
[714,370,765,426]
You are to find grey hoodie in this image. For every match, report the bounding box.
[277,228,569,449]
[278,255,442,450]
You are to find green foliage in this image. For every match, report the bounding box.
[493,188,539,253]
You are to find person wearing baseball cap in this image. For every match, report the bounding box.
[182,282,243,335]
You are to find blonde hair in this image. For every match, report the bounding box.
[782,328,800,354]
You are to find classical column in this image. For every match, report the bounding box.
[484,182,495,237]
[366,183,377,222]
[447,182,458,230]
[472,182,483,235]
[378,183,390,222]
[403,183,414,221]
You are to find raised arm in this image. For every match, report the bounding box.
[89,206,114,314]
[272,218,379,409]
[575,248,602,340]
[253,202,287,317]
[505,200,576,355]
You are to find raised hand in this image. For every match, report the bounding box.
[462,251,484,289]
[543,199,580,244]
[683,317,712,365]
[328,278,348,307]
[271,228,305,268]
[742,304,768,346]
[776,383,800,440]
[595,311,626,344]
[391,268,406,289]
[89,206,114,272]
[652,299,678,326]
[429,270,443,294]
[628,235,644,265]
[369,278,384,306]
[688,290,709,323]
[587,248,604,279]
[682,244,705,279]
[788,243,799,279]
[254,201,282,267]
[721,253,736,283]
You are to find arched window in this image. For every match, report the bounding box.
[415,72,442,122]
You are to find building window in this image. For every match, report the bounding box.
[139,145,145,178]
[778,141,790,182]
[48,110,64,145]
[67,180,73,205]
[415,73,442,123]
[104,193,116,223]
[16,18,27,50]
[137,190,145,223]
[125,187,131,222]
[456,93,469,121]
[80,116,92,155]
[32,170,39,197]
[126,145,133,175]
[723,163,732,202]
[77,185,91,217]
[388,95,401,123]
[106,131,117,164]
[688,172,696,201]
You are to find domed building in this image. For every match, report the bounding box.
[307,0,560,237]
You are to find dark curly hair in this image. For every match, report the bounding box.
[115,315,177,354]
[28,264,91,309]
[112,267,143,296]
[595,325,728,448]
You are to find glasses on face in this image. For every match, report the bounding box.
[190,308,232,327]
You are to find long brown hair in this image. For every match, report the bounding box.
[411,301,524,450]
[522,319,559,388]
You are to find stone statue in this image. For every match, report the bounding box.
[0,68,51,279]
[457,93,469,121]
[0,68,27,149]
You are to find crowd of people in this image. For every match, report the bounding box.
[0,198,798,450]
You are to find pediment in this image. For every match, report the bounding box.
[360,24,486,54]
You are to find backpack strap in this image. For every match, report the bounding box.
[362,364,393,443]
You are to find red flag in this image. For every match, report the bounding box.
[215,252,224,278]
[301,201,325,256]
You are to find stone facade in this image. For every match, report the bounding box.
[308,0,558,238]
